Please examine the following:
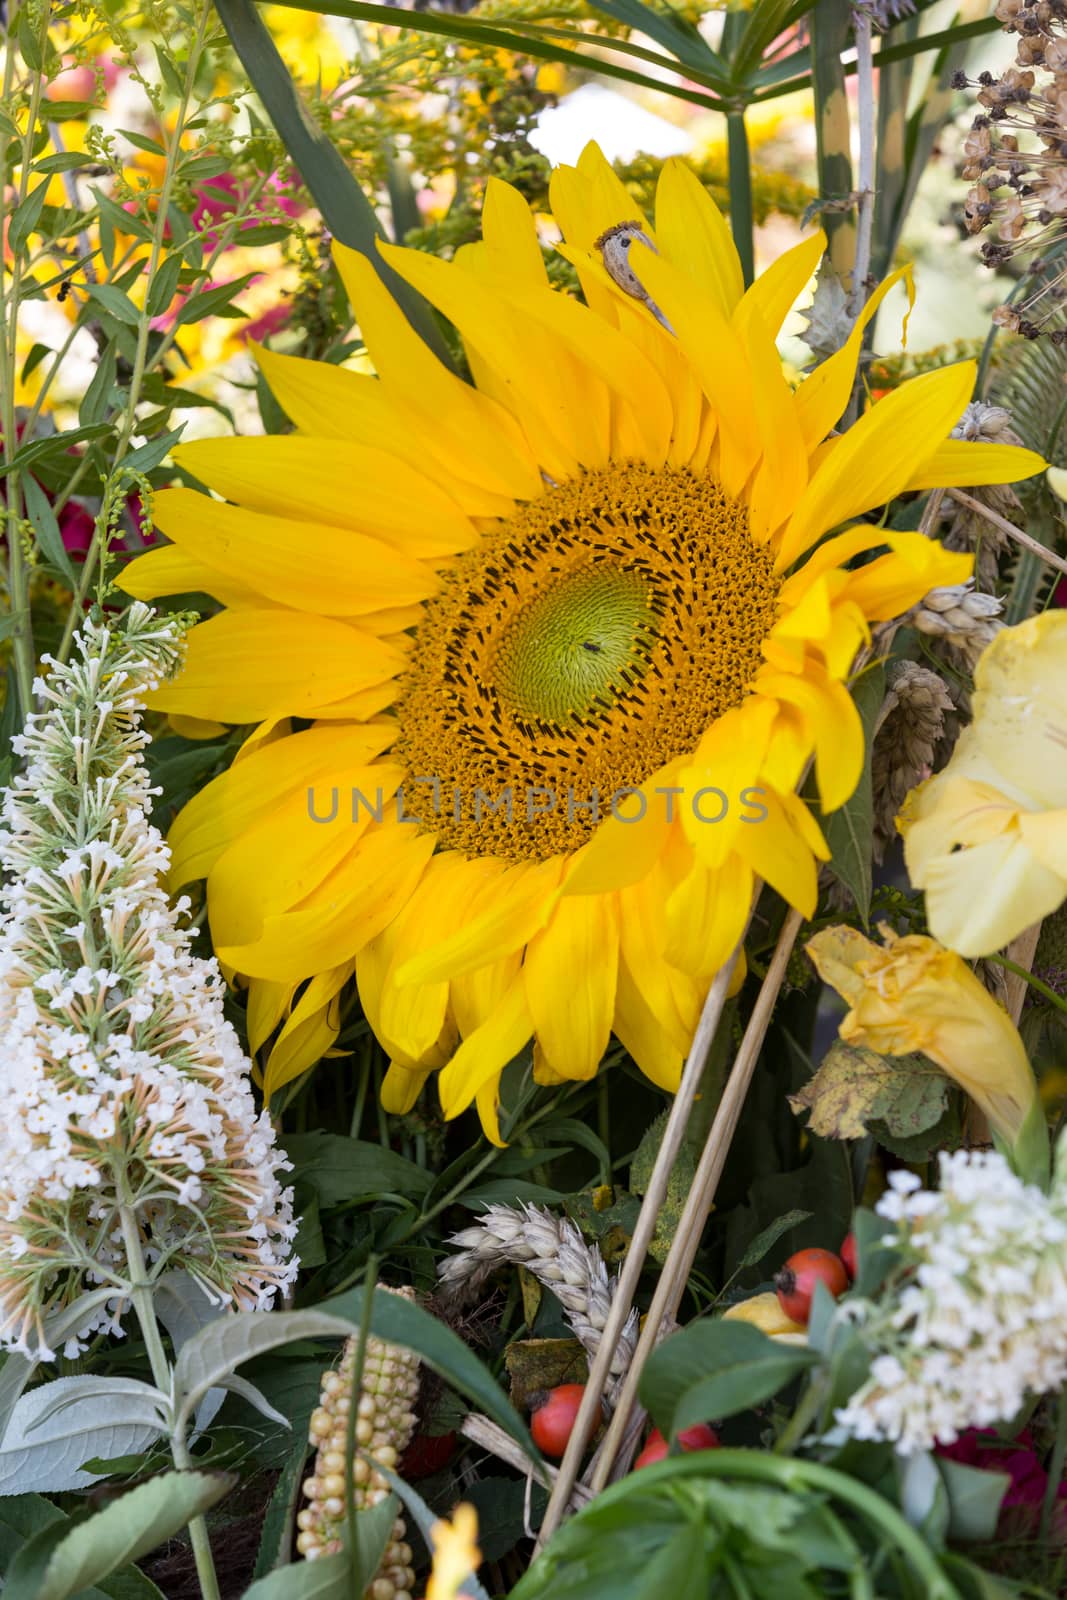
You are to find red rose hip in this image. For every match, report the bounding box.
[774,1247,849,1324]
[633,1422,720,1469]
[530,1383,603,1458]
[840,1232,858,1282]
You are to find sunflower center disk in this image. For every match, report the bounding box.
[395,463,782,862]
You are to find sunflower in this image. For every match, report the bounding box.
[122,144,1043,1142]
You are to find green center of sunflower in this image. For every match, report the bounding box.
[395,463,781,862]
[492,565,657,724]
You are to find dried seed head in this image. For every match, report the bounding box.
[872,661,955,862]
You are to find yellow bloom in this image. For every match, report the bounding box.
[901,611,1067,957]
[122,144,1042,1137]
[427,1503,481,1600]
[806,924,1039,1150]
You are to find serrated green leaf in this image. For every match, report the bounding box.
[640,1320,816,1434]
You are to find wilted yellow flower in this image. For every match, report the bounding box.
[806,925,1039,1152]
[427,1504,481,1600]
[900,611,1067,956]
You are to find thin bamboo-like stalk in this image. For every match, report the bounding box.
[850,6,876,322]
[945,487,1067,579]
[534,938,746,1547]
[1005,921,1043,1027]
[586,907,805,1492]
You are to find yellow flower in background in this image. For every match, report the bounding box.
[901,611,1067,957]
[427,1503,481,1600]
[806,925,1039,1152]
[123,143,1042,1137]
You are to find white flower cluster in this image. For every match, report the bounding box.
[0,604,297,1356]
[835,1144,1067,1453]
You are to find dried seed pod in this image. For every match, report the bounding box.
[297,1285,420,1599]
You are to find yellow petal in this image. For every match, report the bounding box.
[777,363,977,568]
[481,176,549,288]
[902,439,1046,492]
[172,436,477,559]
[655,156,744,318]
[333,242,541,500]
[739,228,826,342]
[524,893,619,1079]
[838,533,973,620]
[613,960,685,1093]
[262,962,351,1101]
[120,544,268,608]
[220,824,435,982]
[151,487,438,616]
[396,857,564,984]
[169,722,396,888]
[793,264,913,453]
[437,982,534,1119]
[147,611,403,724]
[754,665,864,813]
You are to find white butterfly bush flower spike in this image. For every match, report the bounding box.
[0,603,297,1358]
[835,1141,1067,1454]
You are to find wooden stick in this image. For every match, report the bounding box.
[944,487,1067,579]
[1004,920,1043,1027]
[534,938,745,1548]
[585,907,805,1492]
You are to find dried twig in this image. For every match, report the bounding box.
[945,487,1067,578]
[585,908,806,1492]
[535,936,748,1547]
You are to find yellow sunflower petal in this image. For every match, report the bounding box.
[437,982,534,1118]
[655,155,745,318]
[147,611,403,725]
[396,857,564,985]
[739,227,826,342]
[262,963,351,1101]
[777,363,977,568]
[902,439,1046,492]
[172,436,477,559]
[151,487,438,616]
[120,544,268,608]
[524,893,619,1078]
[794,264,913,453]
[754,665,864,812]
[613,960,685,1093]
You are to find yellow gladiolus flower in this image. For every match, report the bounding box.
[806,924,1040,1155]
[901,611,1067,957]
[122,144,1044,1138]
[427,1503,481,1600]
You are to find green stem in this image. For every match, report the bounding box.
[984,955,1067,1016]
[55,0,212,667]
[0,0,51,720]
[118,1203,222,1600]
[725,110,755,289]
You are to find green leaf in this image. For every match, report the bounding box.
[7,182,50,256]
[639,1320,817,1434]
[22,474,78,588]
[79,343,118,428]
[737,1209,814,1272]
[244,1494,397,1599]
[146,252,184,319]
[172,1290,533,1455]
[376,1464,493,1600]
[251,1432,309,1578]
[4,1471,234,1600]
[0,1376,168,1495]
[584,0,728,85]
[33,151,94,175]
[118,427,184,476]
[0,1495,164,1597]
[937,1458,1011,1544]
[170,274,259,327]
[85,282,141,326]
[820,663,884,922]
[283,1133,434,1204]
[214,0,455,370]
